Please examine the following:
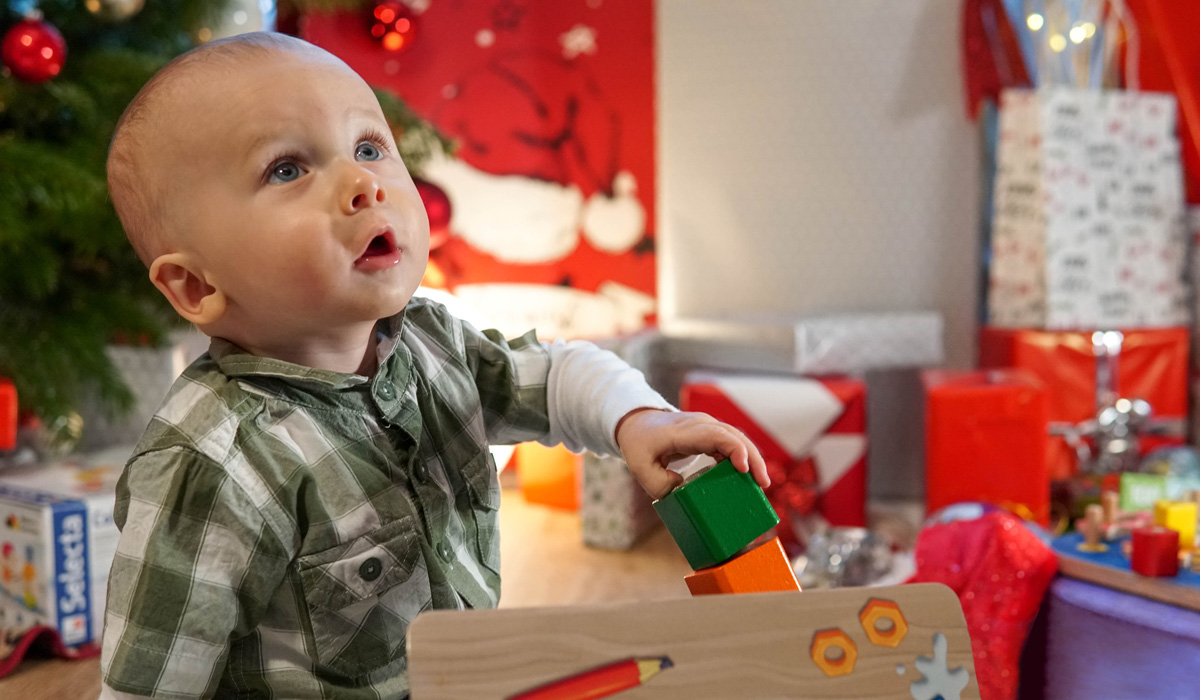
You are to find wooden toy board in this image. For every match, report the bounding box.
[1052,532,1200,612]
[407,583,979,699]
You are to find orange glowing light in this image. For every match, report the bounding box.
[41,47,53,59]
[20,34,33,46]
[377,7,395,23]
[382,32,404,51]
[395,18,410,32]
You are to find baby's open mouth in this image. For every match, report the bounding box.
[354,228,402,270]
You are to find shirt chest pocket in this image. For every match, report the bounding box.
[462,451,502,575]
[296,516,432,678]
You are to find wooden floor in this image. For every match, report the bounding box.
[0,487,693,699]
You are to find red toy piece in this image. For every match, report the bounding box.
[0,378,15,451]
[1130,526,1180,578]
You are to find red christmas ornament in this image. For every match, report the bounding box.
[369,1,417,53]
[415,177,452,249]
[1,18,67,84]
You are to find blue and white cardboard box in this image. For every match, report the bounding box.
[0,448,128,653]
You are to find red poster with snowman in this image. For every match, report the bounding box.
[301,0,657,339]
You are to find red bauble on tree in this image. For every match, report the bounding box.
[369,1,417,52]
[415,177,452,249]
[1,17,67,83]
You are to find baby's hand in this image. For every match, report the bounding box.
[614,408,769,499]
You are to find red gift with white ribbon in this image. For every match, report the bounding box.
[680,371,867,550]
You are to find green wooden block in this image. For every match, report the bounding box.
[1120,472,1168,512]
[652,458,779,570]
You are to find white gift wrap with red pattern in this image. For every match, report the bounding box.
[680,371,867,537]
[989,88,1188,329]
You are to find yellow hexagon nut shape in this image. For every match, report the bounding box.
[810,628,857,677]
[860,598,908,648]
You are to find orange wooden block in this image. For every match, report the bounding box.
[684,537,801,596]
[515,442,581,510]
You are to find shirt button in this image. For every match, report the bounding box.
[359,557,383,582]
[437,542,453,562]
[377,383,396,401]
[412,462,428,482]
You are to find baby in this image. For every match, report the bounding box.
[98,32,766,699]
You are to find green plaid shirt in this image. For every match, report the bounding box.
[99,297,670,699]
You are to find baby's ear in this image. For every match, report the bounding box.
[148,253,227,326]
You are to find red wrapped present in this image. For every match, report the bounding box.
[979,327,1189,480]
[680,371,867,548]
[923,369,1050,525]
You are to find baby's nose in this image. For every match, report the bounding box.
[345,175,387,213]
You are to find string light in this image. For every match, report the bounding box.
[1083,22,1096,38]
[1069,25,1087,44]
[1049,33,1067,52]
[197,27,212,41]
[1027,13,1044,31]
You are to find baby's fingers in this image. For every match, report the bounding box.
[680,422,770,490]
[637,463,683,500]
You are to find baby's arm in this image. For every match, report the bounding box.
[100,447,292,699]
[457,314,766,499]
[544,339,767,498]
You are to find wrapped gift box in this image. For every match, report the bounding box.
[0,447,126,664]
[679,371,867,549]
[979,327,1189,480]
[922,370,1049,524]
[581,452,660,550]
[660,312,943,375]
[988,88,1189,330]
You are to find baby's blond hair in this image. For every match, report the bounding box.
[107,32,332,266]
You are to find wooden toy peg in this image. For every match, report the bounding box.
[1077,504,1108,553]
[1100,491,1120,525]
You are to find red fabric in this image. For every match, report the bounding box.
[909,512,1058,700]
[961,0,1031,119]
[1128,0,1200,203]
[0,626,100,680]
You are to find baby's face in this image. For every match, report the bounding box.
[161,51,429,345]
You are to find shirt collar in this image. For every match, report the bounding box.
[209,309,408,390]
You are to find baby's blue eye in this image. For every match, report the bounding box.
[356,142,382,161]
[268,161,302,184]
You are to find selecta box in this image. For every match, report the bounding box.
[0,448,127,652]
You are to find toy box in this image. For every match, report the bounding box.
[0,449,126,659]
